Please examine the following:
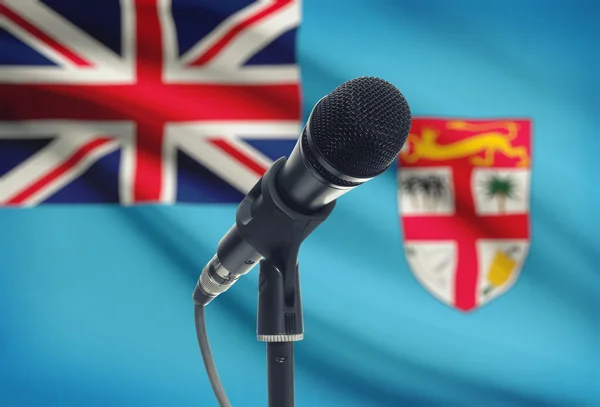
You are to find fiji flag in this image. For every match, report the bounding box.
[1,1,599,407]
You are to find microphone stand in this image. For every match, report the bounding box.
[235,158,335,407]
[257,259,300,407]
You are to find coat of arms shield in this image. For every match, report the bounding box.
[397,119,532,312]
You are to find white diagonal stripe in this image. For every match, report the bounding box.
[0,16,71,68]
[0,132,95,202]
[19,140,120,206]
[0,121,135,204]
[221,137,275,170]
[206,1,299,68]
[1,0,132,82]
[162,121,298,202]
[179,0,272,66]
[170,128,262,195]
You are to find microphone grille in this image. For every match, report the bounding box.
[310,77,412,179]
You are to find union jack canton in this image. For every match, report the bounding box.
[0,0,301,206]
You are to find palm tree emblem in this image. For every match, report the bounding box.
[401,174,448,211]
[420,175,447,211]
[401,176,421,209]
[481,174,518,213]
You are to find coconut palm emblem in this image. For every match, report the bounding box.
[401,174,449,211]
[480,174,518,213]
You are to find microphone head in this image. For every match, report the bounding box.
[304,76,412,186]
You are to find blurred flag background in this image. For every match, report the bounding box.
[0,0,598,406]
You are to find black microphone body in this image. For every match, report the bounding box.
[191,121,344,306]
[193,77,412,306]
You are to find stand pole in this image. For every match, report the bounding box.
[256,258,303,407]
[267,342,294,407]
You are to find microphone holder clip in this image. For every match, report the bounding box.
[235,157,335,407]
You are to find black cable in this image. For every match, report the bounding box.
[193,304,232,407]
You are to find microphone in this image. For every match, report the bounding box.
[194,77,412,306]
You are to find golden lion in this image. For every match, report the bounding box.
[402,121,529,167]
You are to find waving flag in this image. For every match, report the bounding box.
[1,1,598,407]
[0,0,300,206]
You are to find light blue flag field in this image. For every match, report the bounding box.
[0,0,598,406]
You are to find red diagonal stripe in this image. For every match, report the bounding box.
[190,0,292,66]
[0,3,92,67]
[209,138,267,176]
[5,137,113,205]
